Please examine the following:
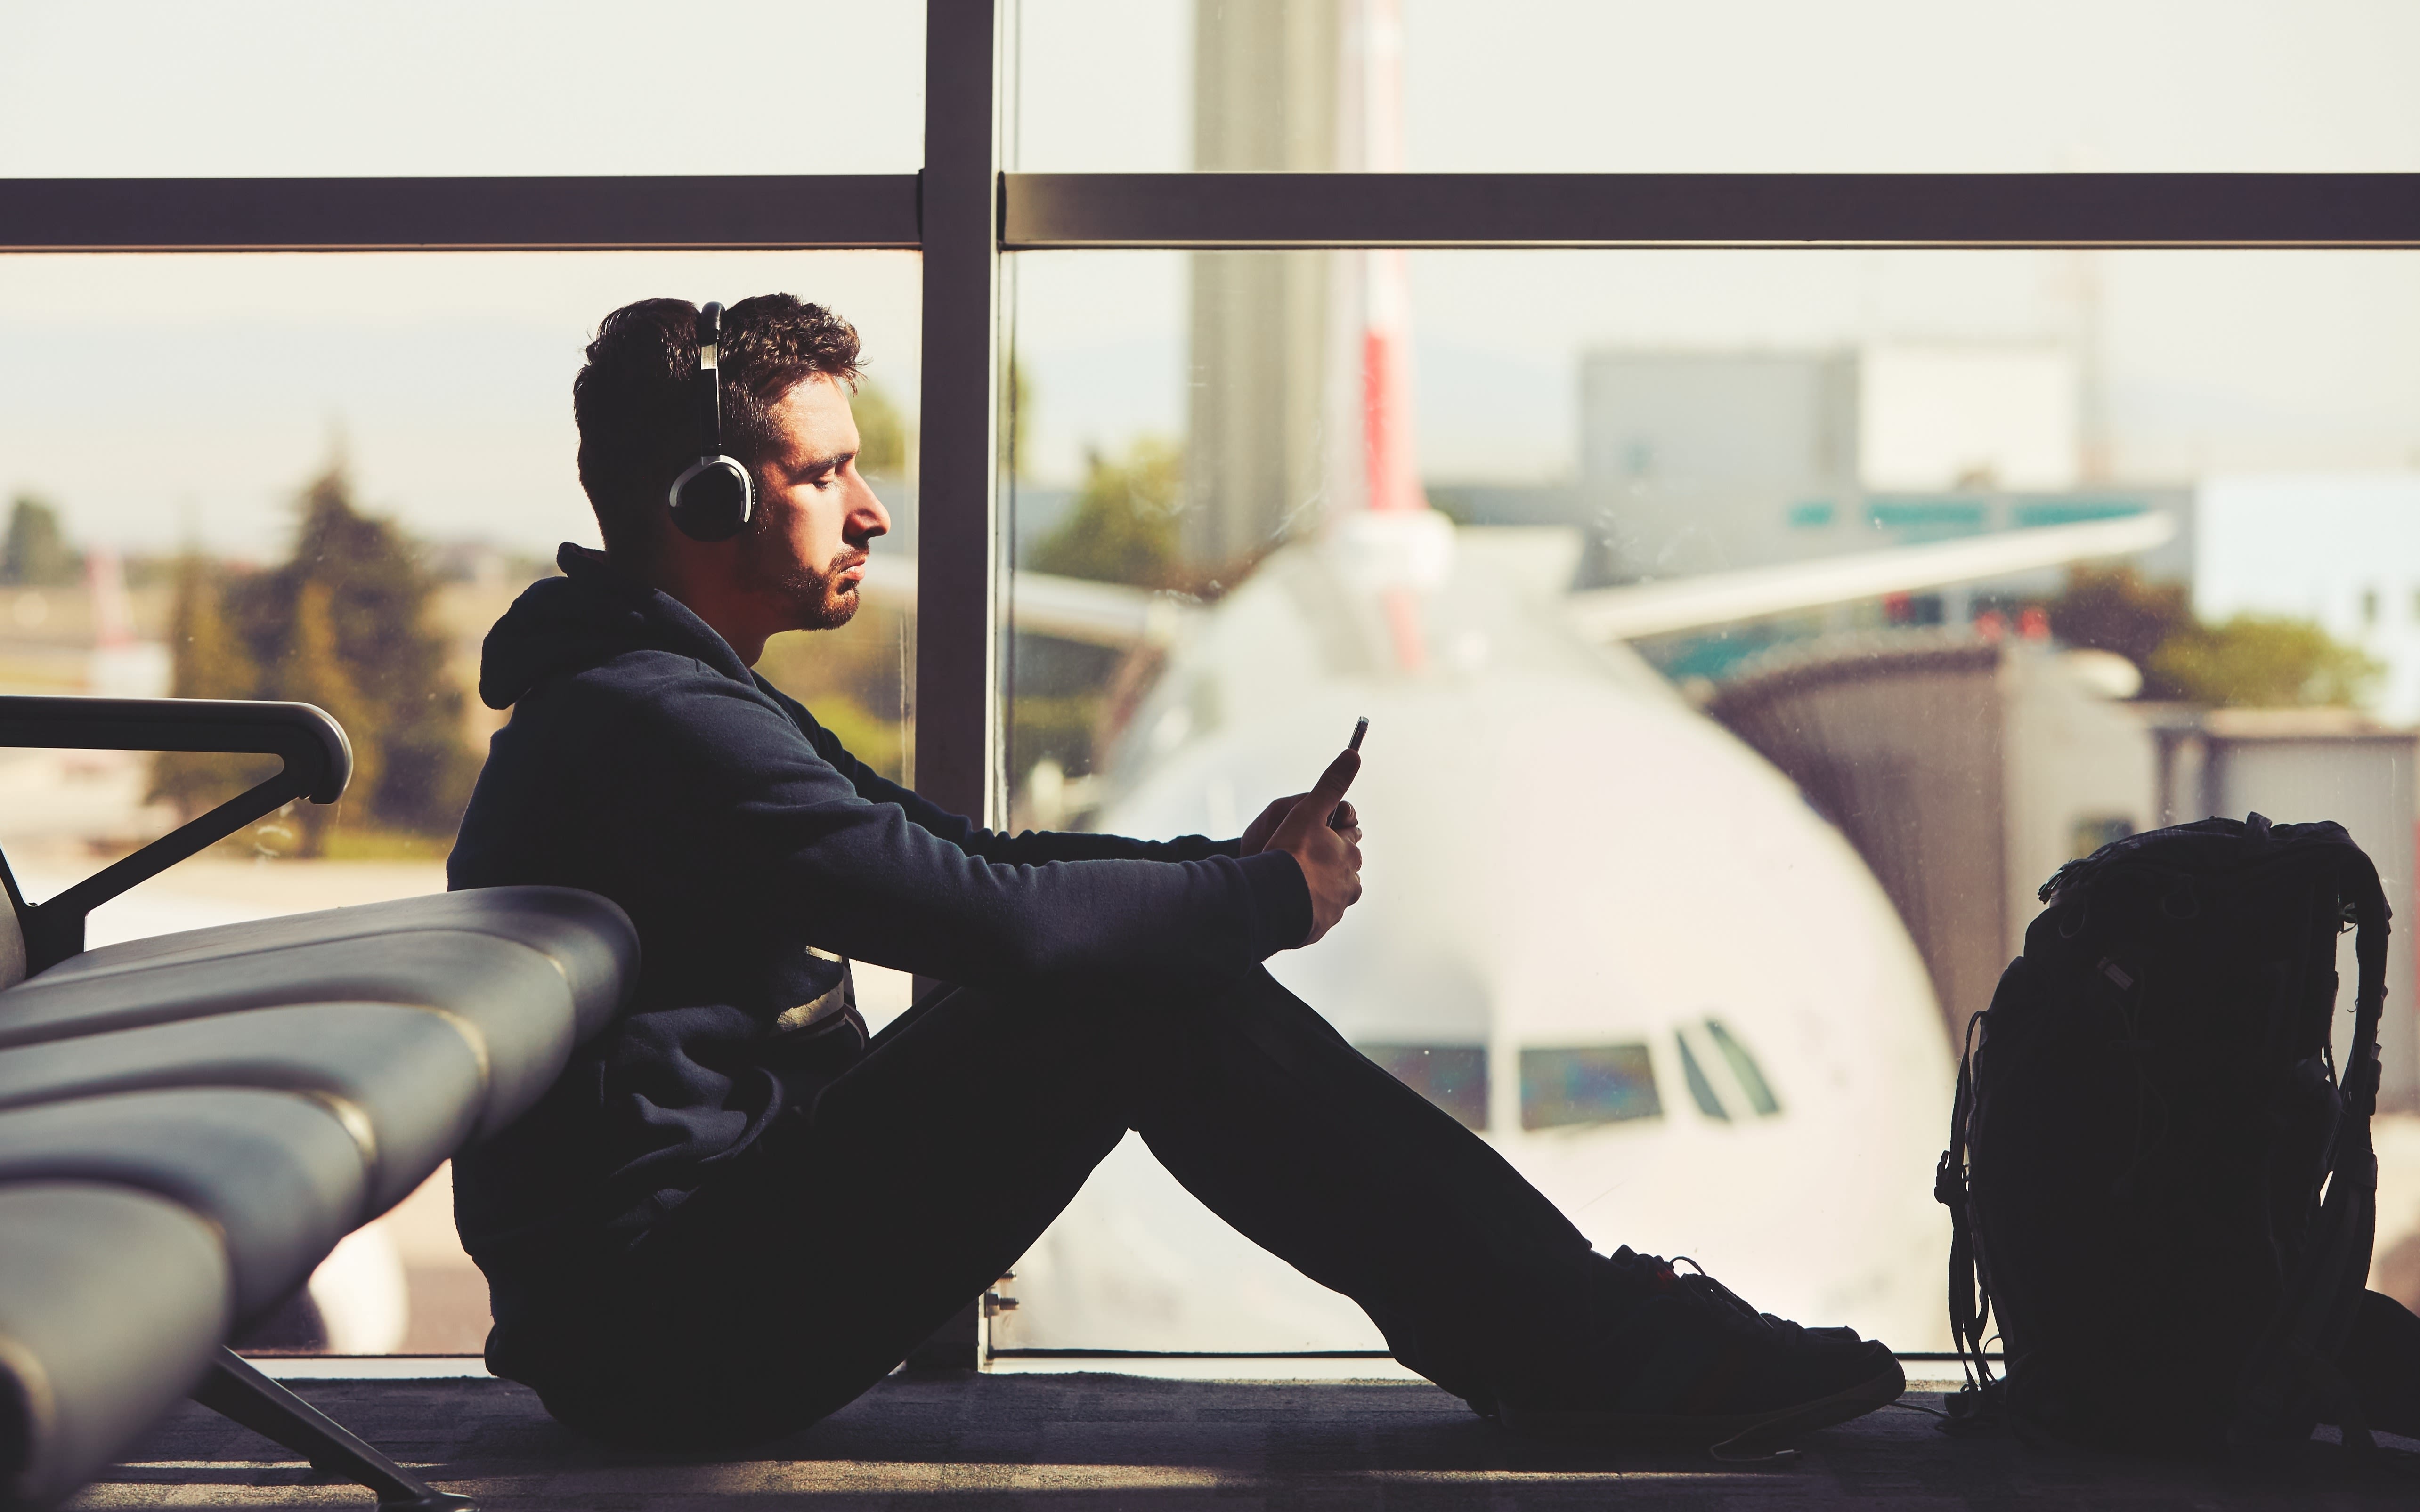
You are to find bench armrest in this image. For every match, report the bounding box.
[0,697,353,971]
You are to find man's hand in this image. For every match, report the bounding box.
[1260,748,1364,947]
[1240,791,1364,859]
[1240,793,1306,857]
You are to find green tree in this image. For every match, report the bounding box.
[2044,566,2194,699]
[150,553,272,820]
[230,462,477,837]
[275,581,383,856]
[1,496,79,587]
[1028,437,1183,589]
[1003,361,1034,479]
[852,380,910,479]
[2042,565,2379,710]
[2152,614,2384,709]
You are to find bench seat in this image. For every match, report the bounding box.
[0,884,636,1509]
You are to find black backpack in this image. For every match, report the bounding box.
[1936,813,2391,1454]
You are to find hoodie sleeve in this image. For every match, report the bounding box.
[755,677,1240,865]
[628,671,1307,984]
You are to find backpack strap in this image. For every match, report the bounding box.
[2231,851,2389,1455]
[1937,992,1998,1408]
[2345,857,2391,1122]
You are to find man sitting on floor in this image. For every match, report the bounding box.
[445,293,1907,1450]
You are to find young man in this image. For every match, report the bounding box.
[447,293,1906,1450]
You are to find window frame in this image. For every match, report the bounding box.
[3,21,2414,828]
[4,0,2412,1363]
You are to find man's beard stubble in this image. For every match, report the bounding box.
[738,537,868,632]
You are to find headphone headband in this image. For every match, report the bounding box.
[697,301,725,457]
[666,299,755,542]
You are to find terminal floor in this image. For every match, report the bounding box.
[73,1372,2420,1511]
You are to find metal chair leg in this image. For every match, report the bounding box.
[191,1349,476,1512]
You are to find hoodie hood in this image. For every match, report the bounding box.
[478,543,756,710]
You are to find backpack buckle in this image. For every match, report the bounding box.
[1933,1150,1966,1210]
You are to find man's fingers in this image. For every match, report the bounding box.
[1277,752,1360,836]
[1240,792,1312,856]
[1270,752,1361,849]
[1310,748,1360,803]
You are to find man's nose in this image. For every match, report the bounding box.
[850,479,891,542]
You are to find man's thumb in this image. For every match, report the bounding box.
[1308,748,1360,804]
[1273,750,1360,847]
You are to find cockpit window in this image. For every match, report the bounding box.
[1519,1044,1662,1130]
[1704,1019,1782,1116]
[1676,1033,1730,1122]
[1357,1044,1487,1130]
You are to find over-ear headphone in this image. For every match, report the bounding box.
[666,301,756,542]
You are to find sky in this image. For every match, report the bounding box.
[0,0,2415,556]
[1008,0,2420,486]
[0,251,922,561]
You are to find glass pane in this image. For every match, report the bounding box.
[1015,0,2420,172]
[0,3,922,176]
[0,249,919,1352]
[992,244,2420,1358]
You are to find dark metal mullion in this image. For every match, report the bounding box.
[902,0,1005,1374]
[16,170,2414,254]
[915,1,1007,828]
[0,174,922,252]
[1003,171,2420,249]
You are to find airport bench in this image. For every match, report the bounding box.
[0,696,637,1511]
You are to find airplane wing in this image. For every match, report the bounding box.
[864,511,2175,650]
[857,561,1195,650]
[1563,512,2177,642]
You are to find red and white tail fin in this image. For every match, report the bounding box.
[87,546,134,652]
[86,545,171,697]
[1331,0,1442,671]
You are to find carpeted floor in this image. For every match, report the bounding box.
[71,1372,2420,1510]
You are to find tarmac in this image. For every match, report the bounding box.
[71,1370,2420,1511]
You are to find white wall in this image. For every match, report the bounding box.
[2000,647,2158,957]
[1861,345,2079,492]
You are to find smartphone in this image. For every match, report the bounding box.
[1332,717,1368,832]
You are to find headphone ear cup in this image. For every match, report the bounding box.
[668,457,755,542]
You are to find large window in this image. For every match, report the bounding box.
[7,0,2415,1365]
[987,239,2420,1355]
[0,249,920,1354]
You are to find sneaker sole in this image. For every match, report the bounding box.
[1494,1355,1907,1447]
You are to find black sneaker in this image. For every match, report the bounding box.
[1494,1248,1905,1453]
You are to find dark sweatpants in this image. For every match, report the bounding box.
[495,965,2420,1447]
[500,966,1628,1445]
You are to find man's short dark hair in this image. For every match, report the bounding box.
[573,295,862,553]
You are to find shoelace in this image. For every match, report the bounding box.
[1612,1247,1814,1341]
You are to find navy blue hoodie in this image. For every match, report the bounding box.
[447,545,1309,1287]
